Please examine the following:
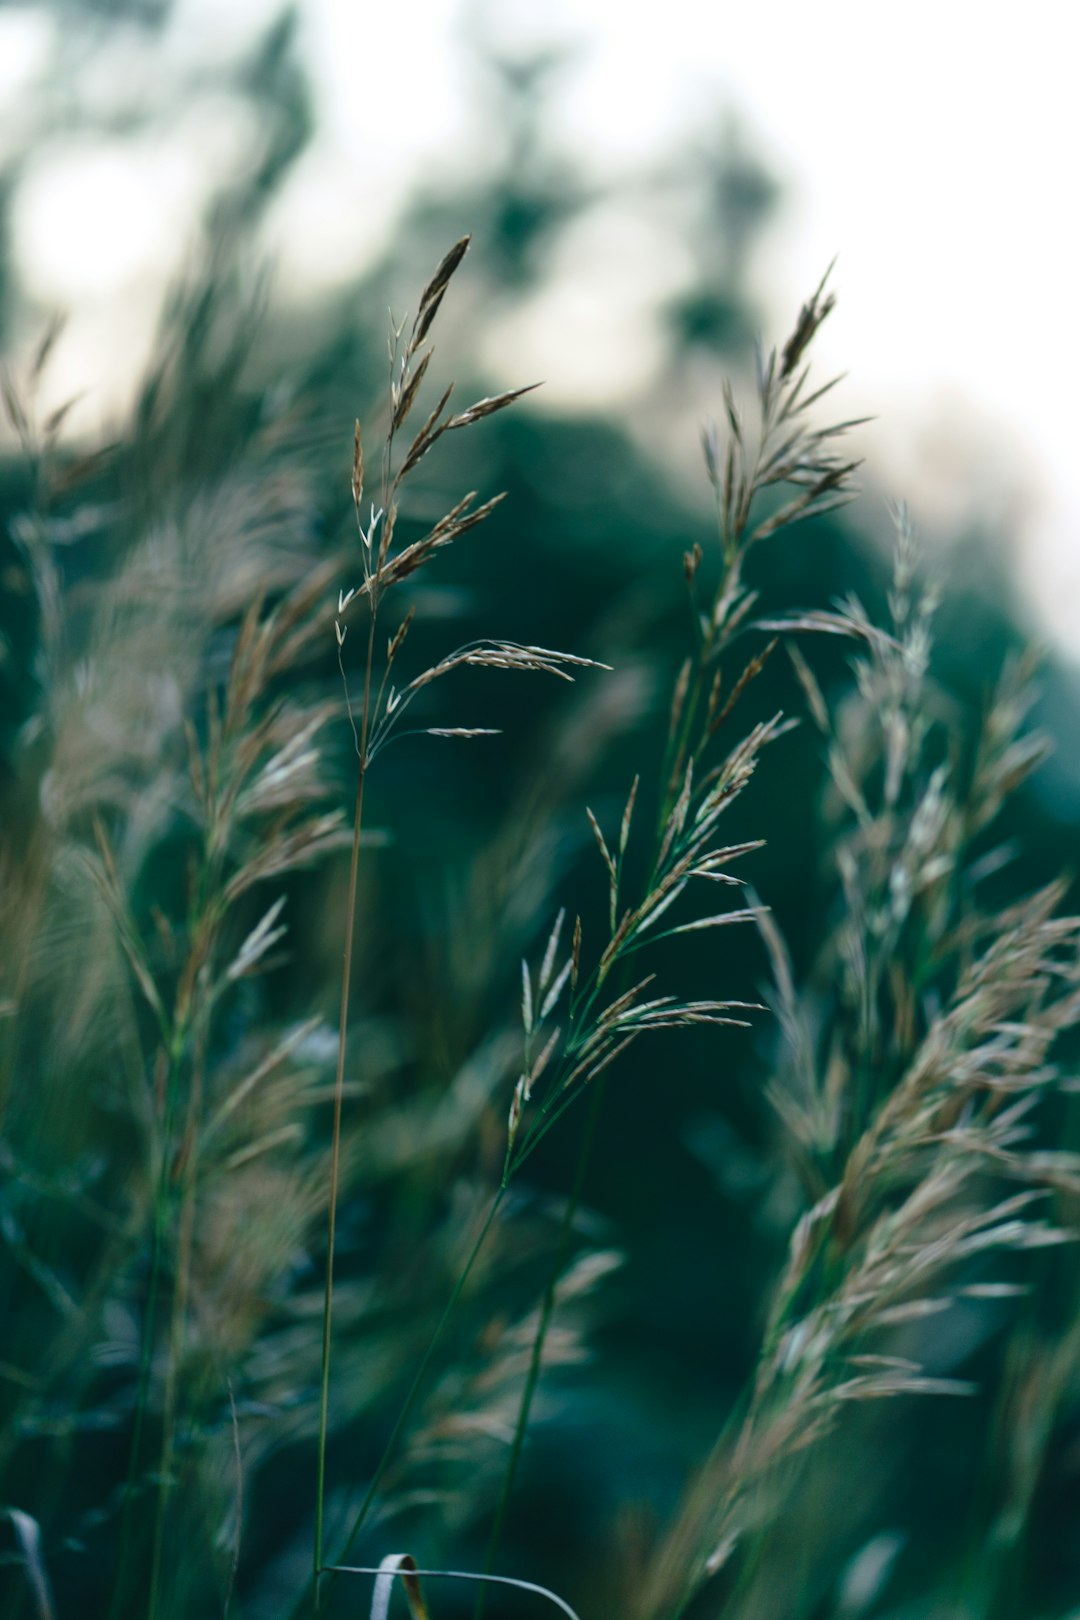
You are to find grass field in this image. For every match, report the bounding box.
[2,240,1080,1620]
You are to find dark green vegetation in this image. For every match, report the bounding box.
[4,12,1080,1620]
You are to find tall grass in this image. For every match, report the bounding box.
[637,516,1080,1618]
[1,241,1078,1620]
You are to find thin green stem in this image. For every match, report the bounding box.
[108,1207,166,1618]
[109,1031,186,1620]
[303,1188,504,1617]
[474,1079,606,1619]
[147,1005,209,1620]
[111,787,223,1618]
[314,611,377,1611]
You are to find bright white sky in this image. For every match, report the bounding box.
[3,0,1079,652]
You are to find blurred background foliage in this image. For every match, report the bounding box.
[3,6,1080,1620]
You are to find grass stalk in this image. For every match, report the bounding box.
[141,870,225,1618]
[475,1077,606,1619]
[478,280,858,1608]
[107,1173,168,1620]
[314,612,377,1611]
[109,1026,188,1620]
[304,1188,505,1616]
[147,1141,195,1619]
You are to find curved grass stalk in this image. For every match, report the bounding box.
[329,1558,583,1618]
